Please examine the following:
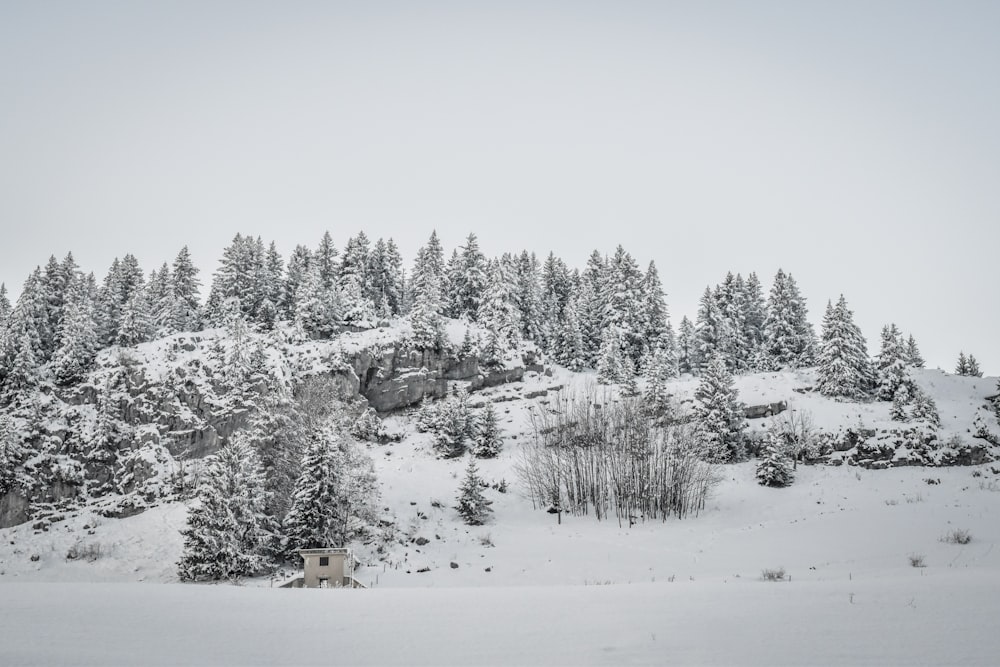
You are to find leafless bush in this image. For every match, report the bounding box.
[66,542,104,562]
[516,385,721,524]
[771,409,824,465]
[761,567,786,581]
[908,553,926,568]
[942,528,972,545]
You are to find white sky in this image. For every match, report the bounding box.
[1,1,997,373]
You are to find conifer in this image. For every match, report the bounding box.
[456,457,493,525]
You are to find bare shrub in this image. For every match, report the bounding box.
[66,542,104,562]
[761,567,786,581]
[516,385,721,524]
[942,528,972,545]
[908,553,926,568]
[772,409,824,465]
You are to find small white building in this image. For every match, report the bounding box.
[297,548,363,588]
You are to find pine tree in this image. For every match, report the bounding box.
[339,272,376,328]
[875,323,908,401]
[455,457,493,525]
[283,426,377,556]
[315,231,340,291]
[116,288,152,347]
[409,247,447,350]
[955,352,970,376]
[51,275,98,385]
[905,335,925,368]
[433,395,473,458]
[816,296,872,399]
[742,272,768,366]
[677,316,695,375]
[756,433,794,487]
[477,259,521,351]
[554,296,586,371]
[600,246,647,370]
[596,326,630,385]
[911,388,941,426]
[890,383,912,422]
[283,245,312,318]
[0,283,11,327]
[294,260,340,339]
[644,340,678,422]
[642,261,669,347]
[763,269,815,369]
[177,436,274,581]
[367,238,402,318]
[450,233,487,320]
[471,404,503,458]
[514,251,543,341]
[0,414,24,495]
[693,286,724,374]
[339,232,371,303]
[580,251,606,364]
[966,355,983,378]
[693,355,746,462]
[171,246,202,331]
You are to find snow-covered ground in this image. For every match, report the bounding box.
[2,366,999,664]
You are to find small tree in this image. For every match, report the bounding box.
[756,434,794,487]
[456,457,493,525]
[471,404,503,458]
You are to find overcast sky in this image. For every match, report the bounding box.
[1,1,997,373]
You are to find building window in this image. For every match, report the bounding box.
[319,556,329,566]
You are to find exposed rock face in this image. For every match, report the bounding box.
[0,491,30,528]
[344,345,530,413]
[744,401,788,419]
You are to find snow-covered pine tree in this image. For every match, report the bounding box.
[449,233,487,320]
[693,286,724,374]
[1,270,50,395]
[283,424,378,557]
[742,272,768,367]
[339,232,371,302]
[51,275,98,386]
[455,457,493,525]
[693,354,746,462]
[366,238,402,318]
[644,338,678,422]
[554,295,586,371]
[315,230,340,292]
[955,352,969,376]
[116,287,152,347]
[756,432,794,487]
[0,283,11,327]
[677,316,695,376]
[409,248,447,351]
[965,355,983,377]
[339,272,376,328]
[283,245,312,318]
[905,334,925,368]
[762,269,816,369]
[294,260,340,339]
[716,272,750,372]
[477,258,521,351]
[580,251,606,365]
[596,325,630,385]
[816,295,872,399]
[514,251,543,342]
[177,435,274,581]
[642,261,669,352]
[910,388,941,426]
[171,246,202,331]
[600,246,647,370]
[875,323,908,401]
[0,414,23,495]
[433,394,473,458]
[472,403,503,458]
[890,383,912,422]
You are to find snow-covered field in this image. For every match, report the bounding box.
[2,367,999,664]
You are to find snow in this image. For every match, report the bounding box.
[2,363,999,664]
